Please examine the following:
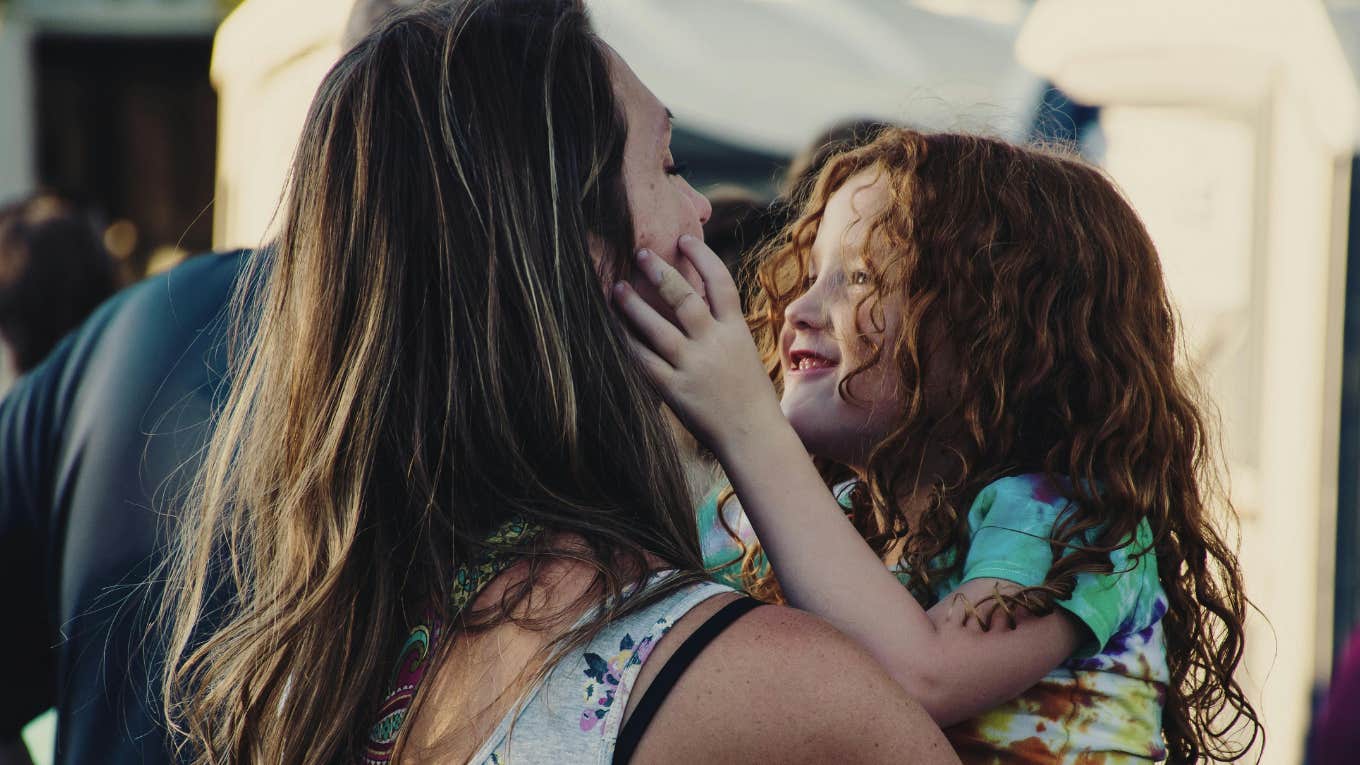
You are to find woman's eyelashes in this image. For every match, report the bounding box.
[664,160,689,178]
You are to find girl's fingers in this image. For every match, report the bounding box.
[677,235,743,322]
[622,330,675,387]
[636,249,714,335]
[612,280,687,365]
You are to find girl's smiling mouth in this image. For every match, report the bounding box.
[787,349,838,374]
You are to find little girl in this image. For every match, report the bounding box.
[613,128,1261,763]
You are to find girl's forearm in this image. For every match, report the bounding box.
[714,418,1088,727]
[714,417,942,673]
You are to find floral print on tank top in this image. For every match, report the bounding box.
[578,618,680,732]
[465,577,730,764]
[361,519,540,764]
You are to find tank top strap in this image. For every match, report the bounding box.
[466,572,736,764]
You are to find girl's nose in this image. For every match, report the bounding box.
[785,283,827,330]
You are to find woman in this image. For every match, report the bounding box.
[158,2,957,763]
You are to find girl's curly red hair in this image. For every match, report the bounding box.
[734,127,1262,763]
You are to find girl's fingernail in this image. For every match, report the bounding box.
[612,281,627,295]
[637,249,653,261]
[680,234,698,245]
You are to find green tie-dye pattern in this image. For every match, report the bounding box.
[904,475,1169,763]
[701,474,1168,763]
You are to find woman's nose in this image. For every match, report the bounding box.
[688,182,712,225]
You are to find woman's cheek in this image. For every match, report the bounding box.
[637,226,678,266]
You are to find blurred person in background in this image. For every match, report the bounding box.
[700,184,784,314]
[0,193,119,391]
[0,3,414,763]
[776,117,896,223]
[1312,628,1360,763]
[0,249,243,765]
[701,185,782,275]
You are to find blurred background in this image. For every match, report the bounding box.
[3,0,1360,762]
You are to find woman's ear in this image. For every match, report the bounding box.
[588,232,622,293]
[587,231,607,267]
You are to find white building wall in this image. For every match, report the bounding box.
[1020,1,1360,761]
[0,12,35,205]
[13,0,220,36]
[211,0,352,249]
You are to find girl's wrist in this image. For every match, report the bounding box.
[711,401,803,468]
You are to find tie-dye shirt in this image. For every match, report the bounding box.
[696,486,753,589]
[700,474,1169,763]
[914,474,1169,763]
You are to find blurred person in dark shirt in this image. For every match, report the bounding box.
[700,185,783,317]
[0,249,245,764]
[0,2,412,762]
[701,186,781,272]
[771,118,896,233]
[1313,628,1360,764]
[0,193,119,378]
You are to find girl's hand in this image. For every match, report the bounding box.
[612,235,786,456]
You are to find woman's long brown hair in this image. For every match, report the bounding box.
[157,2,707,762]
[738,128,1262,762]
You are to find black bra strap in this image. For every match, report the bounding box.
[613,596,765,763]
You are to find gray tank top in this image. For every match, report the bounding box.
[466,574,734,764]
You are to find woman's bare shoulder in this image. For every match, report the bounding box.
[625,603,960,764]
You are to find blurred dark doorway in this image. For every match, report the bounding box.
[35,35,216,279]
[1337,154,1360,658]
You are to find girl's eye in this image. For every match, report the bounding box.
[664,161,690,178]
[802,274,817,291]
[849,270,871,286]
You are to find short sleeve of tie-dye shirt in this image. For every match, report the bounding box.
[937,474,1171,762]
[954,474,1158,656]
[700,474,1170,761]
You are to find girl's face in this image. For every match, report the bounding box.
[778,170,905,469]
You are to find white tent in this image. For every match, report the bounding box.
[588,0,1041,154]
[212,0,1041,248]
